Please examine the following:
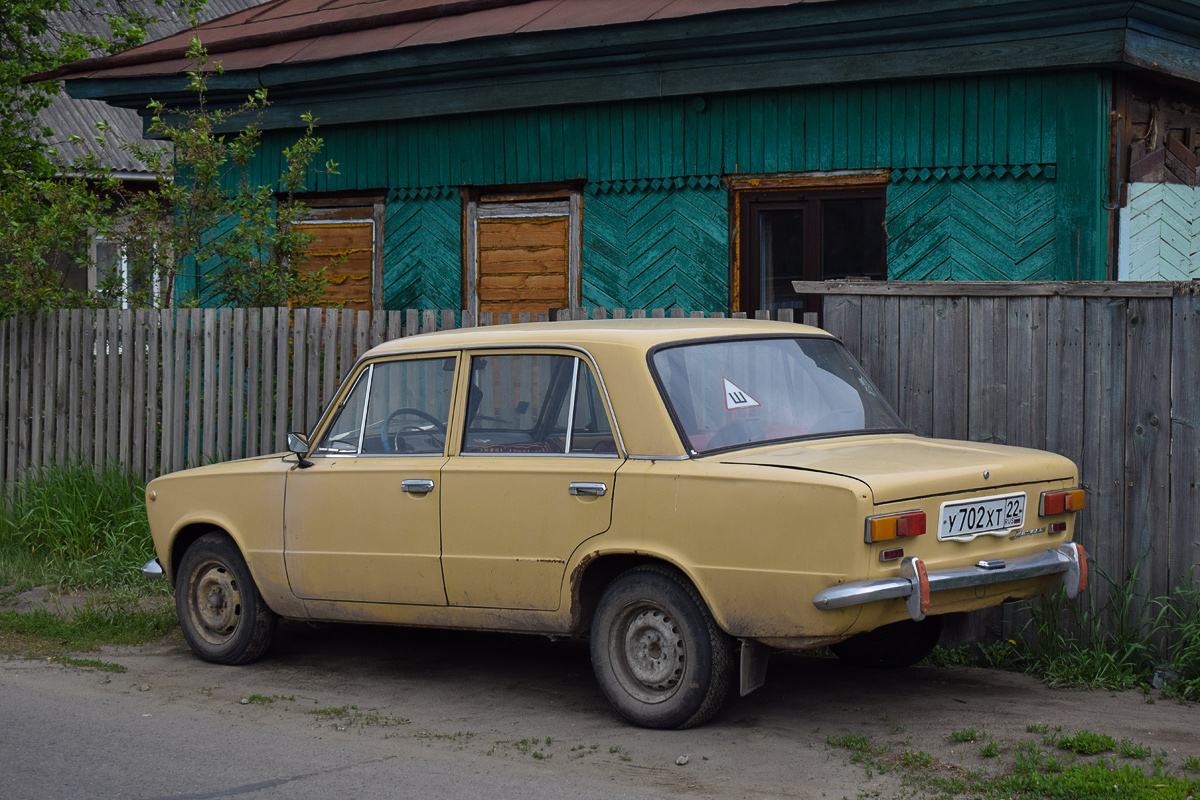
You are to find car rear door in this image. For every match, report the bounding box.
[439,350,621,611]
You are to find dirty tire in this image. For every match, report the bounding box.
[830,615,944,669]
[590,566,734,729]
[175,532,277,665]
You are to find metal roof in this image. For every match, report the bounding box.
[41,0,828,81]
[37,0,270,174]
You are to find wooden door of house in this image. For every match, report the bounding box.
[465,192,580,320]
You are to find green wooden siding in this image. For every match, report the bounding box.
[886,173,1058,280]
[382,192,461,310]
[582,181,728,311]
[232,69,1109,305]
[281,72,1071,191]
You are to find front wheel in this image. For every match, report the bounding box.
[590,566,734,729]
[829,616,944,669]
[175,532,278,665]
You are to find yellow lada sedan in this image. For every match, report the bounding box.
[143,318,1087,729]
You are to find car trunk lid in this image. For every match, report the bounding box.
[719,434,1074,504]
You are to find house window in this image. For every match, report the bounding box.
[91,235,159,308]
[464,189,581,321]
[733,179,887,315]
[294,200,384,310]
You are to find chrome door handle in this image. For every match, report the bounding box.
[569,482,607,497]
[401,479,435,494]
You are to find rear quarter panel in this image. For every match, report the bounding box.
[603,458,874,640]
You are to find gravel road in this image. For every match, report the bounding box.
[2,621,1197,800]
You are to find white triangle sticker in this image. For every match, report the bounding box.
[723,377,760,410]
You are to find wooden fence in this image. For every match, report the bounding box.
[800,280,1200,629]
[2,286,1196,623]
[0,305,814,489]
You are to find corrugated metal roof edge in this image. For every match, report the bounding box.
[28,0,546,82]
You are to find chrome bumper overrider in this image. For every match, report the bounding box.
[813,543,1086,621]
[141,558,164,579]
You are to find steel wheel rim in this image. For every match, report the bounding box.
[608,602,686,704]
[189,560,242,645]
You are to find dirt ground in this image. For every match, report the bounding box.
[3,613,1198,799]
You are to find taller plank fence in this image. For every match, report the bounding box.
[1,286,1196,618]
[801,280,1200,628]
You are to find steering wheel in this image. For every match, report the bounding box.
[380,408,447,453]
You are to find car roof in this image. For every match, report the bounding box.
[362,317,832,358]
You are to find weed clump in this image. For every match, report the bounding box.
[0,462,157,592]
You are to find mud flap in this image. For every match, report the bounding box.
[739,639,770,696]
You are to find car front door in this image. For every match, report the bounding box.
[283,354,457,605]
[440,350,621,611]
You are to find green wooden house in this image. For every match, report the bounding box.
[43,0,1200,317]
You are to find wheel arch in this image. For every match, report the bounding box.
[570,552,709,634]
[168,522,235,586]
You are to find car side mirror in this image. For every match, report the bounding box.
[287,432,314,468]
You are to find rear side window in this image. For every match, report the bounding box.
[462,353,617,456]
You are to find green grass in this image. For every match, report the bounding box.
[0,462,164,594]
[0,602,176,651]
[54,655,127,673]
[828,726,1200,800]
[0,464,176,656]
[1056,730,1116,756]
[957,758,1200,800]
[986,565,1200,702]
[948,727,982,744]
[1120,737,1152,760]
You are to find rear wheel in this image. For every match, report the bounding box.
[830,616,943,669]
[590,566,734,729]
[175,533,277,665]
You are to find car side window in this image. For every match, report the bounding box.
[314,356,456,456]
[313,371,369,455]
[570,364,617,454]
[462,353,616,456]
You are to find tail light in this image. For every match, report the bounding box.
[1040,489,1085,516]
[865,510,926,543]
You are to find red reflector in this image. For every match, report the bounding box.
[1076,544,1088,594]
[1050,521,1067,533]
[915,559,930,615]
[880,548,904,562]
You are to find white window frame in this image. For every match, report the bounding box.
[89,233,161,308]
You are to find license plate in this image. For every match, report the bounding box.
[937,492,1026,541]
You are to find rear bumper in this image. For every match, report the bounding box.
[141,558,164,579]
[813,543,1085,620]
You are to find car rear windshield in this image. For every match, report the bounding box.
[651,336,906,453]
